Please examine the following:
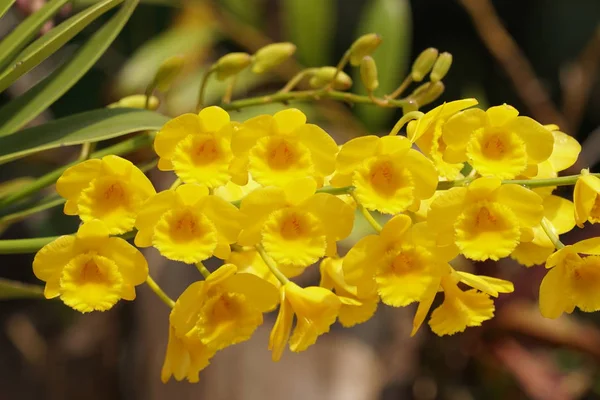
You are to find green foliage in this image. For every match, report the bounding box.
[0,0,124,93]
[282,0,335,67]
[0,0,70,71]
[0,108,168,164]
[0,0,139,136]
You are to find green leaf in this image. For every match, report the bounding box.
[282,0,335,67]
[0,278,44,299]
[220,0,262,27]
[0,0,71,71]
[0,0,123,94]
[352,0,412,131]
[0,0,138,136]
[0,0,16,19]
[0,108,169,165]
[114,25,216,96]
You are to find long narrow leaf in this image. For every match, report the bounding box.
[0,0,138,136]
[0,0,71,71]
[282,0,335,67]
[0,0,15,19]
[0,108,169,164]
[0,0,123,93]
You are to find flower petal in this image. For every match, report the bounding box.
[154,114,201,159]
[295,124,338,177]
[539,265,571,318]
[198,106,230,132]
[273,108,306,134]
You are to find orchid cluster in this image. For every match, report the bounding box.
[33,96,600,383]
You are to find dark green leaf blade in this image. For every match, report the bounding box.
[0,0,71,71]
[0,0,123,94]
[0,0,138,136]
[0,108,169,164]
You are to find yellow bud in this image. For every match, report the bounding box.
[349,33,382,66]
[215,52,252,81]
[252,42,296,74]
[308,67,353,90]
[430,52,452,82]
[153,55,185,92]
[411,47,439,82]
[360,56,379,91]
[414,81,445,106]
[108,95,160,110]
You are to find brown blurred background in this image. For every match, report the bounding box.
[1,0,600,399]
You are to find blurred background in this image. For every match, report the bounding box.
[1,0,600,398]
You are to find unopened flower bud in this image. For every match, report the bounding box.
[417,81,445,106]
[215,52,252,81]
[411,47,438,82]
[108,95,160,110]
[360,56,379,91]
[349,33,382,66]
[430,52,452,82]
[154,55,185,92]
[252,42,296,74]
[308,67,353,90]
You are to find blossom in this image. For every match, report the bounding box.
[154,106,237,188]
[269,282,340,361]
[320,257,378,327]
[539,238,600,318]
[230,108,338,187]
[227,248,302,284]
[525,126,581,198]
[135,184,242,263]
[424,273,513,336]
[407,99,478,179]
[441,104,554,179]
[511,195,575,267]
[33,220,148,313]
[574,170,600,227]
[56,155,155,234]
[428,177,543,261]
[161,264,279,382]
[331,135,437,214]
[238,178,354,269]
[343,215,456,307]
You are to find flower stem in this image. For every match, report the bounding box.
[255,244,289,285]
[540,217,565,250]
[145,275,175,308]
[196,67,215,112]
[351,192,382,233]
[222,89,409,111]
[389,111,425,136]
[169,178,182,190]
[195,262,211,279]
[0,197,64,225]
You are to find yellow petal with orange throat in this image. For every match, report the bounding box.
[171,133,233,188]
[454,201,521,261]
[152,208,218,264]
[249,135,314,187]
[59,254,124,313]
[261,208,327,267]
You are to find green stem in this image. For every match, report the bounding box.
[316,186,354,196]
[145,275,175,308]
[256,244,289,285]
[0,197,64,225]
[389,111,425,136]
[196,67,215,112]
[195,262,211,278]
[351,192,382,233]
[540,217,565,250]
[278,69,314,93]
[387,75,413,99]
[222,89,409,111]
[326,49,351,91]
[0,236,58,254]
